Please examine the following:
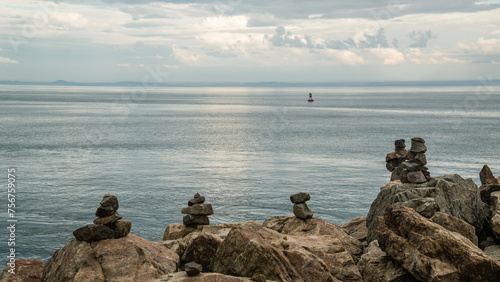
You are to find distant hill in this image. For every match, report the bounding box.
[1,80,500,87]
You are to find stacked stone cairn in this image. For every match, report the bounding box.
[73,193,131,242]
[290,192,313,219]
[386,137,431,184]
[181,193,213,227]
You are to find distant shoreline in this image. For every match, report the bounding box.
[2,80,500,88]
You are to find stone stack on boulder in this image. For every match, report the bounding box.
[73,193,131,242]
[386,137,430,184]
[290,192,313,219]
[181,193,213,227]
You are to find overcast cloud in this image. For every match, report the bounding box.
[0,0,499,82]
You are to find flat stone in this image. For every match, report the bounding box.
[484,245,500,262]
[414,153,427,165]
[293,203,313,219]
[407,171,427,184]
[410,137,427,153]
[113,220,132,238]
[290,192,311,203]
[400,160,427,172]
[93,212,122,225]
[188,193,206,206]
[386,152,398,162]
[183,215,210,227]
[96,206,118,218]
[73,224,115,242]
[181,204,214,216]
[185,261,202,276]
[431,212,478,246]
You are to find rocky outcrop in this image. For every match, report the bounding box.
[211,221,362,281]
[367,174,490,243]
[263,216,363,260]
[484,245,500,262]
[43,234,179,282]
[0,259,44,282]
[357,240,415,282]
[377,205,500,281]
[290,192,313,219]
[430,211,478,245]
[490,191,500,241]
[73,193,131,241]
[340,216,368,245]
[478,165,500,205]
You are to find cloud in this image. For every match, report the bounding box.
[407,48,467,64]
[408,30,435,48]
[116,63,130,67]
[325,49,364,65]
[0,57,19,64]
[458,37,500,54]
[172,44,203,64]
[369,48,405,65]
[266,26,393,50]
[52,12,88,28]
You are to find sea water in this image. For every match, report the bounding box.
[1,85,499,261]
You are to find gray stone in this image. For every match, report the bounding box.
[484,245,500,262]
[407,171,427,183]
[293,203,313,219]
[183,215,209,227]
[113,220,132,238]
[181,204,214,216]
[431,211,478,245]
[400,160,427,172]
[185,261,202,276]
[395,139,406,149]
[93,212,122,225]
[73,224,115,242]
[290,192,311,203]
[413,153,427,165]
[480,165,498,186]
[410,137,427,153]
[188,193,206,206]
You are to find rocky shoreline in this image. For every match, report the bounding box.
[2,138,500,281]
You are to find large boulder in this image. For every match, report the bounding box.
[180,233,222,271]
[211,221,362,281]
[430,211,478,245]
[367,174,490,243]
[377,205,500,281]
[340,216,368,245]
[263,216,363,260]
[156,272,254,281]
[490,191,500,241]
[43,234,179,282]
[357,240,415,282]
[0,259,44,282]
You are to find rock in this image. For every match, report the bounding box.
[163,223,197,241]
[0,259,44,282]
[377,205,500,281]
[395,139,406,149]
[480,237,496,250]
[113,220,131,238]
[390,167,405,181]
[262,216,363,260]
[293,203,313,219]
[400,161,426,172]
[95,193,119,218]
[183,215,209,227]
[490,191,500,241]
[409,137,427,153]
[184,262,202,276]
[43,234,179,281]
[156,272,253,281]
[181,233,222,271]
[211,222,362,281]
[430,211,478,245]
[181,204,214,216]
[357,240,415,282]
[484,245,500,262]
[367,174,490,244]
[385,152,398,162]
[381,180,402,190]
[413,153,427,165]
[479,184,500,205]
[480,165,498,185]
[340,216,367,244]
[406,171,427,183]
[73,224,115,242]
[93,212,122,225]
[96,206,118,218]
[188,193,206,206]
[290,192,311,203]
[251,274,267,282]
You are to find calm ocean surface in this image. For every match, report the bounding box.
[1,85,499,261]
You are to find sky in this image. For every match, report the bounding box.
[0,0,500,83]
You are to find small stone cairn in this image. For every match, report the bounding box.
[181,193,214,227]
[386,137,431,184]
[73,193,131,242]
[290,192,313,219]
